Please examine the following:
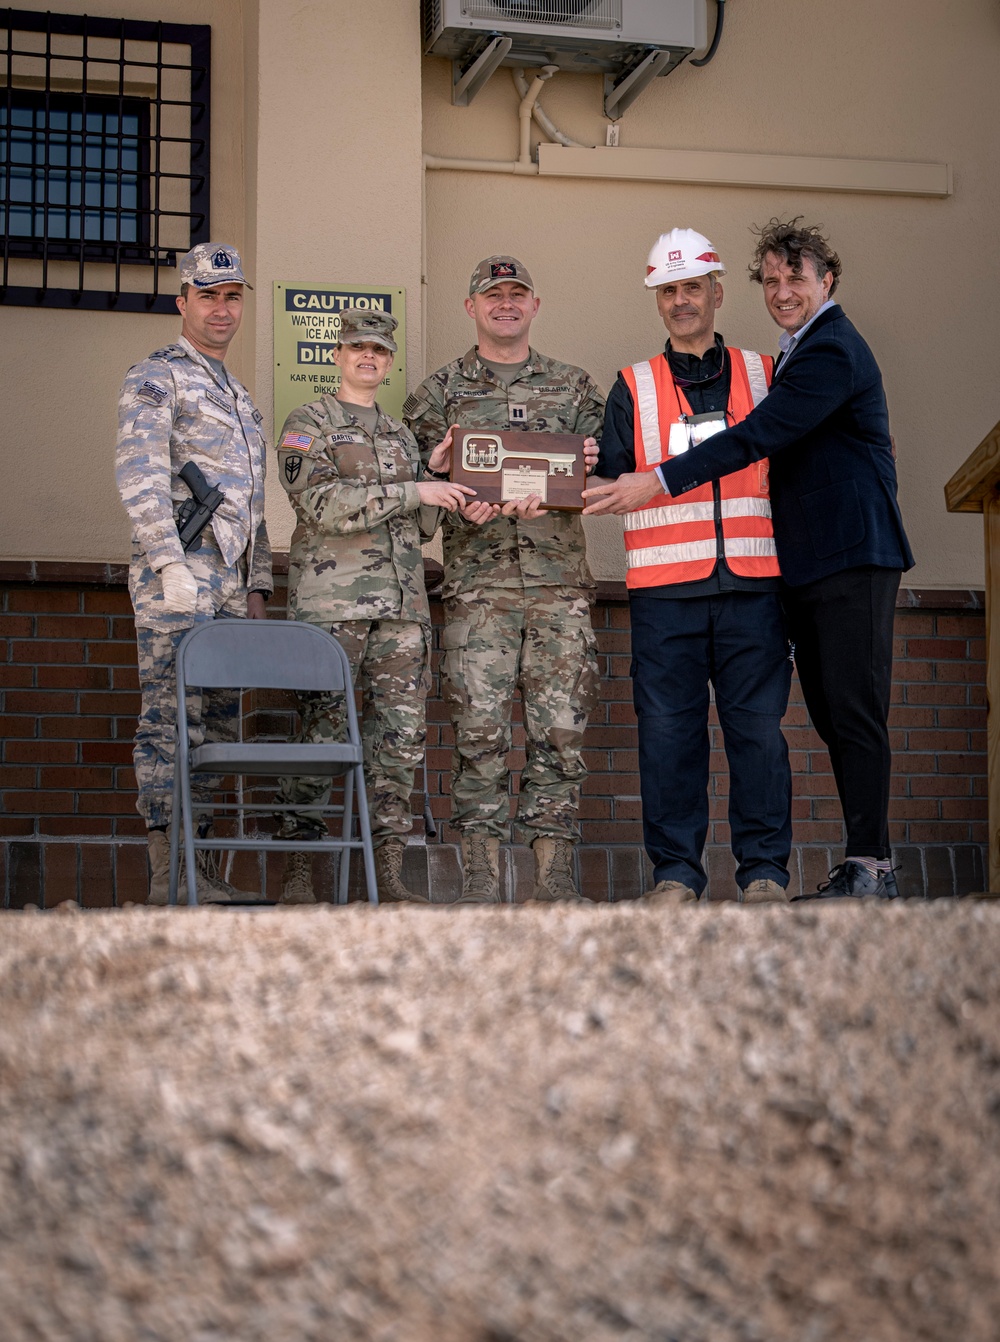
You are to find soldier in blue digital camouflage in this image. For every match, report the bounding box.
[115,242,272,904]
[275,308,473,904]
[404,255,605,904]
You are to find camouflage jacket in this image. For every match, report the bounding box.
[404,346,605,599]
[115,335,272,593]
[276,395,438,625]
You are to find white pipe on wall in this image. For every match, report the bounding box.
[511,67,591,150]
[423,155,538,175]
[518,68,552,164]
[423,67,553,177]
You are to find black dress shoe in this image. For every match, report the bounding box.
[792,861,891,901]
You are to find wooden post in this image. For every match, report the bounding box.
[985,492,1000,890]
[945,420,1000,894]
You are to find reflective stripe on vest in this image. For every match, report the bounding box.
[632,360,665,465]
[742,348,769,409]
[621,347,779,587]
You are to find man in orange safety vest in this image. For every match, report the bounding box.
[585,229,792,905]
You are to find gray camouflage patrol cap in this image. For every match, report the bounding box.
[469,255,534,296]
[179,242,253,290]
[337,308,398,352]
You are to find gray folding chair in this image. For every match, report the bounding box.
[167,619,378,907]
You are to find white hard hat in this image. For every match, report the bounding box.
[644,228,726,288]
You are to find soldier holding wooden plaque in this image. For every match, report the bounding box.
[404,254,605,904]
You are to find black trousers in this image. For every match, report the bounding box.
[630,591,793,895]
[782,566,901,860]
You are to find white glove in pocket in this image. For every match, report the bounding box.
[159,561,199,615]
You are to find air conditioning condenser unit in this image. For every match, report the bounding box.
[423,1,708,112]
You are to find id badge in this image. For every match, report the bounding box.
[669,412,726,456]
[688,411,727,446]
[668,422,690,456]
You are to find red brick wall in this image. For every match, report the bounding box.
[779,602,988,897]
[0,563,988,905]
[0,565,146,906]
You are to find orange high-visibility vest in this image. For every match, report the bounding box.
[620,348,779,589]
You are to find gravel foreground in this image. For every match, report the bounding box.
[1,901,998,1342]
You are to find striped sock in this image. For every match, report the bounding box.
[846,857,891,878]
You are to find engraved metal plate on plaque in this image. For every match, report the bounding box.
[450,428,587,512]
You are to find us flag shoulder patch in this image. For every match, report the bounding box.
[280,431,315,451]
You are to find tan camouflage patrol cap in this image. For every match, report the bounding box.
[337,308,398,352]
[469,255,534,296]
[179,242,253,290]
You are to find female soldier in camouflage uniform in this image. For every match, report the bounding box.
[275,309,471,903]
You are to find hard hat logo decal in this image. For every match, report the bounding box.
[643,229,727,289]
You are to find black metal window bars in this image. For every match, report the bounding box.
[1,8,210,313]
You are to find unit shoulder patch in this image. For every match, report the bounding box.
[136,380,169,407]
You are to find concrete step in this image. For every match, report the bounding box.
[2,839,988,907]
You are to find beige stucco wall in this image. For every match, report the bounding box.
[422,0,1000,587]
[248,0,424,554]
[1,0,250,563]
[0,0,424,562]
[3,0,997,587]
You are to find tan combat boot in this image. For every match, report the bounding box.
[147,830,170,905]
[146,830,250,905]
[196,847,257,903]
[456,833,501,905]
[531,836,583,903]
[740,878,789,905]
[279,850,317,905]
[643,879,699,906]
[374,839,429,904]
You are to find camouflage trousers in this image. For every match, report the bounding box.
[277,619,430,846]
[129,535,248,828]
[440,586,600,842]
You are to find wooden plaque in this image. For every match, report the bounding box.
[450,428,587,512]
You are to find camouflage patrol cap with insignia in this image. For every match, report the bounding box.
[337,308,398,353]
[468,255,534,296]
[179,242,253,290]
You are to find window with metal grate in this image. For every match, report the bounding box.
[0,8,211,313]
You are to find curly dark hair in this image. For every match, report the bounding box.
[748,216,842,295]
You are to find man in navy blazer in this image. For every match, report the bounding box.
[584,218,913,899]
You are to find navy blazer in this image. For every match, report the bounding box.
[660,305,914,588]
